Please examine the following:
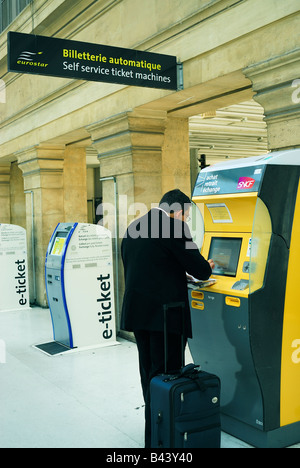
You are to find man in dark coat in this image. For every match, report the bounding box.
[121,189,214,447]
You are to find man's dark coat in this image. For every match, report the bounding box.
[121,209,212,338]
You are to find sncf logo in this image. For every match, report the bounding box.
[237,177,255,190]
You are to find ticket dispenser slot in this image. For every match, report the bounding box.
[191,300,204,310]
[188,150,300,448]
[225,296,240,307]
[191,291,204,300]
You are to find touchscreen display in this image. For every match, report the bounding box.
[50,232,68,256]
[208,237,242,277]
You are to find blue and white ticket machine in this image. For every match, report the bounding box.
[45,223,117,350]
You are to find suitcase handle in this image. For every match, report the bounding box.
[163,302,186,374]
[180,363,200,377]
[163,364,200,383]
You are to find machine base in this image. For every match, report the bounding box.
[34,341,72,356]
[222,414,300,448]
[34,340,120,357]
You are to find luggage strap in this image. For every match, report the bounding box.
[163,364,216,392]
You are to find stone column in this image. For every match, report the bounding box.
[0,165,11,225]
[64,146,88,223]
[244,49,300,150]
[10,162,26,229]
[87,109,168,234]
[162,117,190,195]
[16,145,65,307]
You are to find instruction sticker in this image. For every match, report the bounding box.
[206,203,233,223]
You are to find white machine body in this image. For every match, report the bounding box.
[45,223,117,349]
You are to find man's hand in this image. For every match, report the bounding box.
[208,259,215,270]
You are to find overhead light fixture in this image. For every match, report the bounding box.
[200,111,217,119]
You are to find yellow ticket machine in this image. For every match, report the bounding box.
[188,149,300,447]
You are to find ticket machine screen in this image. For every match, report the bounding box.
[209,237,242,277]
[50,232,68,256]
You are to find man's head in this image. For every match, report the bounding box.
[159,189,191,222]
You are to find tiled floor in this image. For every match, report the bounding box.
[0,307,298,449]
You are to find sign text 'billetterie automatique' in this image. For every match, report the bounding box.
[8,32,179,90]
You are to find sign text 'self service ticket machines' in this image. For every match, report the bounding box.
[45,223,117,350]
[189,149,300,448]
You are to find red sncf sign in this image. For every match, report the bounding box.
[237,177,255,190]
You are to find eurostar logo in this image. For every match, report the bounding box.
[18,51,43,61]
[17,50,49,68]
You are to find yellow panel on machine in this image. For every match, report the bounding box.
[281,179,300,427]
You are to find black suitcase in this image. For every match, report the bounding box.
[150,303,221,449]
